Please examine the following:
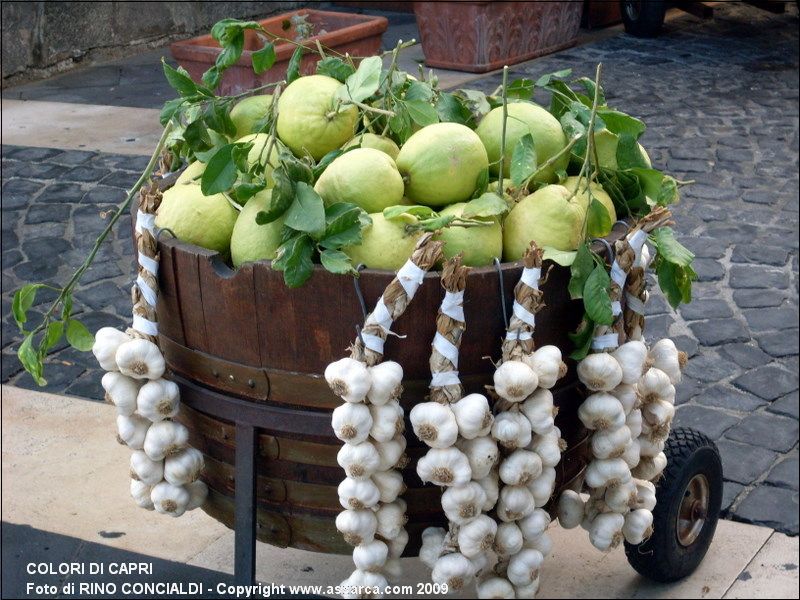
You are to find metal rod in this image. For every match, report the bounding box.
[234,423,257,586]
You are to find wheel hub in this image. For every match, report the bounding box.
[677,474,709,546]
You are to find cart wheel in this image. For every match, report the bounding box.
[620,0,666,37]
[624,427,723,582]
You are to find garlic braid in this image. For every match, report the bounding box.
[332,235,443,597]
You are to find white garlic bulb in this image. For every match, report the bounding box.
[556,490,585,529]
[611,341,649,385]
[589,512,625,551]
[417,447,471,487]
[476,577,515,599]
[638,367,674,403]
[520,389,555,435]
[376,499,407,540]
[164,447,203,485]
[526,467,556,508]
[410,402,458,449]
[419,527,446,569]
[491,411,532,450]
[150,481,190,517]
[577,352,623,391]
[336,509,378,546]
[185,480,208,511]
[469,549,495,578]
[578,392,625,430]
[525,530,553,558]
[368,400,403,443]
[451,393,494,439]
[115,338,165,380]
[387,527,408,558]
[340,570,388,599]
[642,399,675,428]
[649,339,684,384]
[92,327,130,371]
[137,379,180,421]
[371,470,405,504]
[620,439,642,469]
[611,383,640,415]
[476,471,500,511]
[494,360,539,403]
[130,449,163,485]
[130,479,154,510]
[604,480,637,513]
[375,435,407,472]
[457,514,497,558]
[432,552,475,592]
[632,452,667,481]
[507,548,543,587]
[102,372,141,416]
[518,508,551,540]
[514,579,540,600]
[338,441,381,479]
[633,479,657,511]
[143,419,189,461]
[528,429,563,468]
[332,402,373,444]
[590,425,632,460]
[367,360,403,405]
[522,345,566,389]
[584,458,632,489]
[441,482,487,524]
[352,539,388,572]
[325,358,371,403]
[626,408,643,438]
[494,521,524,556]
[457,436,499,480]
[623,508,654,545]
[116,413,150,450]
[639,433,666,458]
[497,485,535,522]
[338,477,381,510]
[500,450,543,486]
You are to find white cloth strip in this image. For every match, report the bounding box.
[132,314,159,337]
[361,331,385,355]
[512,300,536,327]
[628,229,648,263]
[370,298,394,333]
[136,275,158,307]
[433,332,459,367]
[441,291,465,322]
[396,260,426,300]
[136,211,156,235]
[430,371,461,387]
[505,330,533,341]
[625,293,646,315]
[138,253,159,275]
[591,333,619,350]
[610,261,627,289]
[521,267,541,290]
[611,300,622,317]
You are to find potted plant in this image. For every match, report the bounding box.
[413,0,583,73]
[171,8,388,95]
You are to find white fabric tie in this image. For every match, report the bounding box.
[136,276,158,307]
[431,371,461,387]
[521,267,541,289]
[132,314,158,336]
[433,332,459,367]
[361,331,385,355]
[628,229,648,263]
[138,253,159,275]
[512,300,536,327]
[611,300,622,317]
[626,293,646,315]
[370,298,393,333]
[610,261,627,289]
[441,291,465,322]
[397,260,426,300]
[136,211,156,235]
[591,333,619,350]
[506,330,533,341]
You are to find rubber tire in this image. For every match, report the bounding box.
[620,0,667,38]
[624,427,723,582]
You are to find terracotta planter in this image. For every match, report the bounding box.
[170,9,388,96]
[584,0,622,29]
[413,0,583,73]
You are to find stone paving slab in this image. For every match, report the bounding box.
[1,1,798,535]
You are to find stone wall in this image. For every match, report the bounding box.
[1,1,309,84]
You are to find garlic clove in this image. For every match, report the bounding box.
[476,576,515,599]
[590,425,632,460]
[352,539,389,572]
[130,449,163,485]
[143,419,189,461]
[92,327,131,371]
[577,352,623,392]
[150,481,190,517]
[431,552,475,592]
[497,485,535,522]
[325,358,371,403]
[513,578,540,599]
[623,508,654,545]
[518,507,551,540]
[371,470,405,504]
[130,479,154,510]
[416,447,471,487]
[336,509,378,547]
[332,402,373,444]
[493,360,539,403]
[526,467,557,508]
[520,389,556,435]
[494,521,524,557]
[611,383,641,415]
[611,341,649,385]
[441,481,487,524]
[500,449,543,486]
[451,393,494,439]
[164,447,204,485]
[115,338,165,380]
[556,490,585,530]
[457,435,499,480]
[523,345,566,389]
[631,452,667,482]
[604,480,637,513]
[102,372,142,416]
[368,400,404,443]
[338,477,381,510]
[638,367,674,404]
[491,411,532,450]
[137,379,180,422]
[366,361,403,405]
[649,338,684,384]
[584,458,632,489]
[410,401,458,449]
[337,440,381,480]
[457,514,498,558]
[578,392,625,430]
[374,435,407,472]
[589,512,625,551]
[383,557,402,581]
[507,548,543,587]
[475,471,500,512]
[116,413,150,450]
[419,527,446,568]
[340,569,388,599]
[375,499,408,540]
[185,480,208,511]
[387,527,409,559]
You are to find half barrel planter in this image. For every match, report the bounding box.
[170,9,388,96]
[413,0,583,73]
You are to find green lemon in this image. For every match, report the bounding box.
[276,75,358,160]
[503,184,585,259]
[434,203,502,267]
[230,189,285,268]
[314,148,404,213]
[343,212,422,271]
[155,184,238,255]
[229,94,272,139]
[342,133,401,160]
[476,102,568,184]
[175,160,206,186]
[590,129,652,170]
[395,122,489,207]
[236,133,284,187]
[563,176,617,237]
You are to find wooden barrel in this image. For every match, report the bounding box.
[154,223,627,553]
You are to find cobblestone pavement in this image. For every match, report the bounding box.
[2,3,798,534]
